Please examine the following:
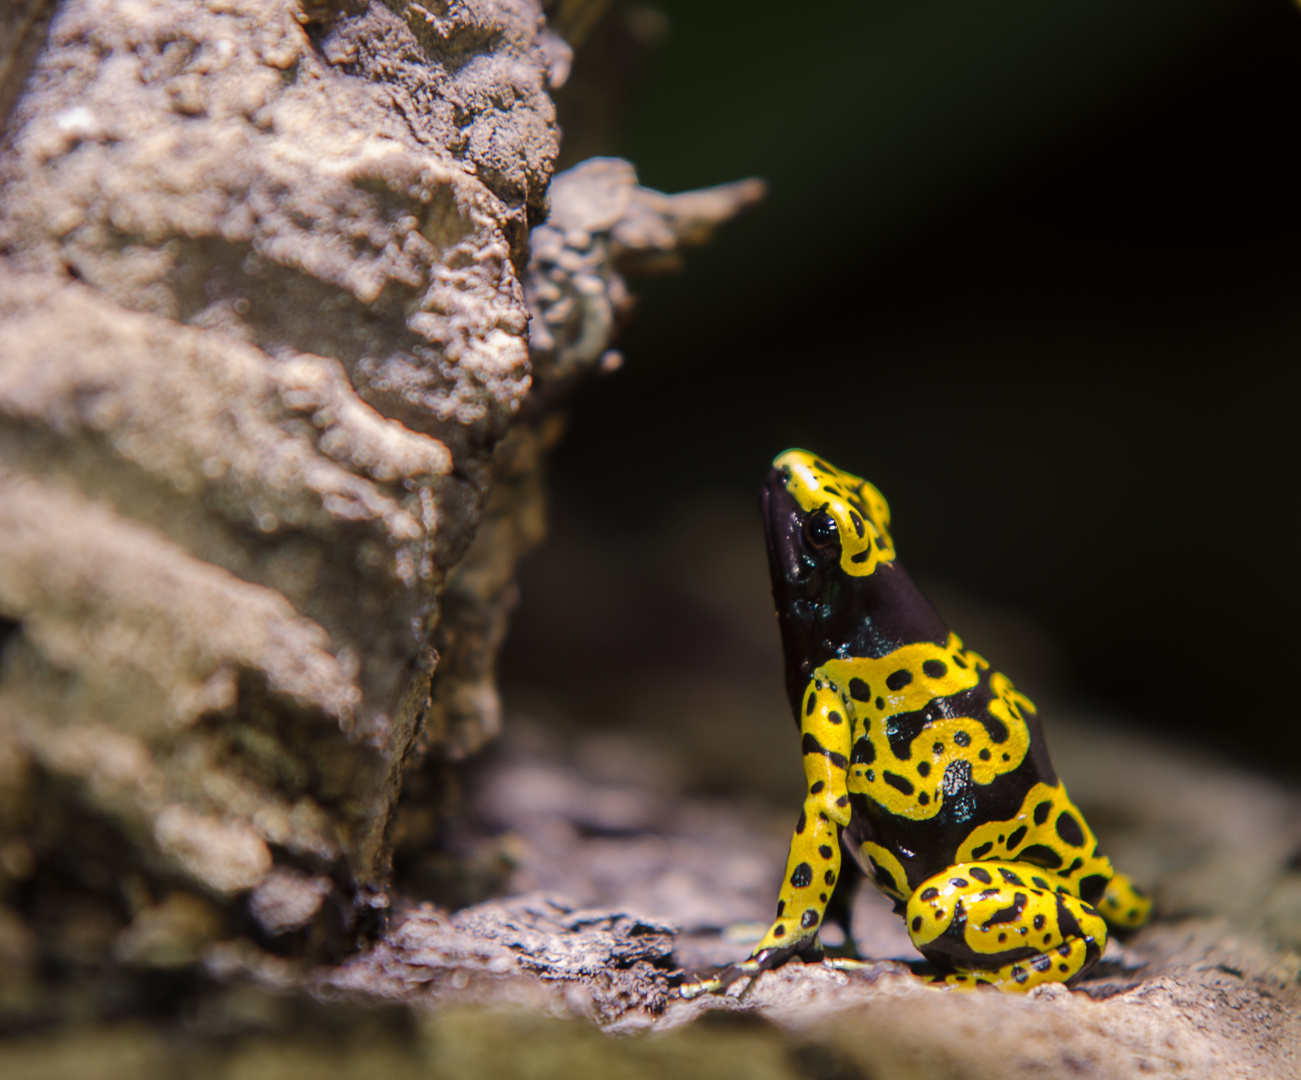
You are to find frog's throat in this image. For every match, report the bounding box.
[773,449,896,577]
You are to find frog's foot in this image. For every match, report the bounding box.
[905,860,1108,992]
[1097,871,1151,929]
[679,940,818,999]
[826,957,875,972]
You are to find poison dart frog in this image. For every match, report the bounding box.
[685,449,1150,995]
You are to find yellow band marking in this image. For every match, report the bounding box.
[774,449,895,577]
[815,635,1032,820]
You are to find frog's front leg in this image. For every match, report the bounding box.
[683,673,852,996]
[905,861,1108,990]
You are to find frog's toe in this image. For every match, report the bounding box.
[1098,872,1151,929]
[679,975,725,999]
[679,958,762,999]
[928,971,995,990]
[826,957,876,974]
[679,942,813,998]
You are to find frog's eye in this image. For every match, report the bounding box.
[803,510,839,551]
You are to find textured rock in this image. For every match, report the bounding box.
[415,158,765,764]
[0,0,762,1016]
[0,0,561,983]
[358,712,1301,1074]
[0,716,1281,1076]
[320,893,677,1022]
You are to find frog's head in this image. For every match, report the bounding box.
[764,449,896,581]
[761,449,903,715]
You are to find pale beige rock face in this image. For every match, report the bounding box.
[0,0,761,999]
[0,0,559,968]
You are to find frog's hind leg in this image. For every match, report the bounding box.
[1098,871,1151,930]
[904,861,1108,991]
[922,936,1101,990]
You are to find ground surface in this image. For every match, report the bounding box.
[305,710,1301,1079]
[6,703,1299,1078]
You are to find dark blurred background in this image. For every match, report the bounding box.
[502,0,1301,790]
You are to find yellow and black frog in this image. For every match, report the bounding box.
[685,449,1150,995]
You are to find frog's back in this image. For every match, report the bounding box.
[828,610,1073,902]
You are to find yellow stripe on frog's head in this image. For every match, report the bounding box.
[773,449,896,577]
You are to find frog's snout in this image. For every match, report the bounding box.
[760,466,803,576]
